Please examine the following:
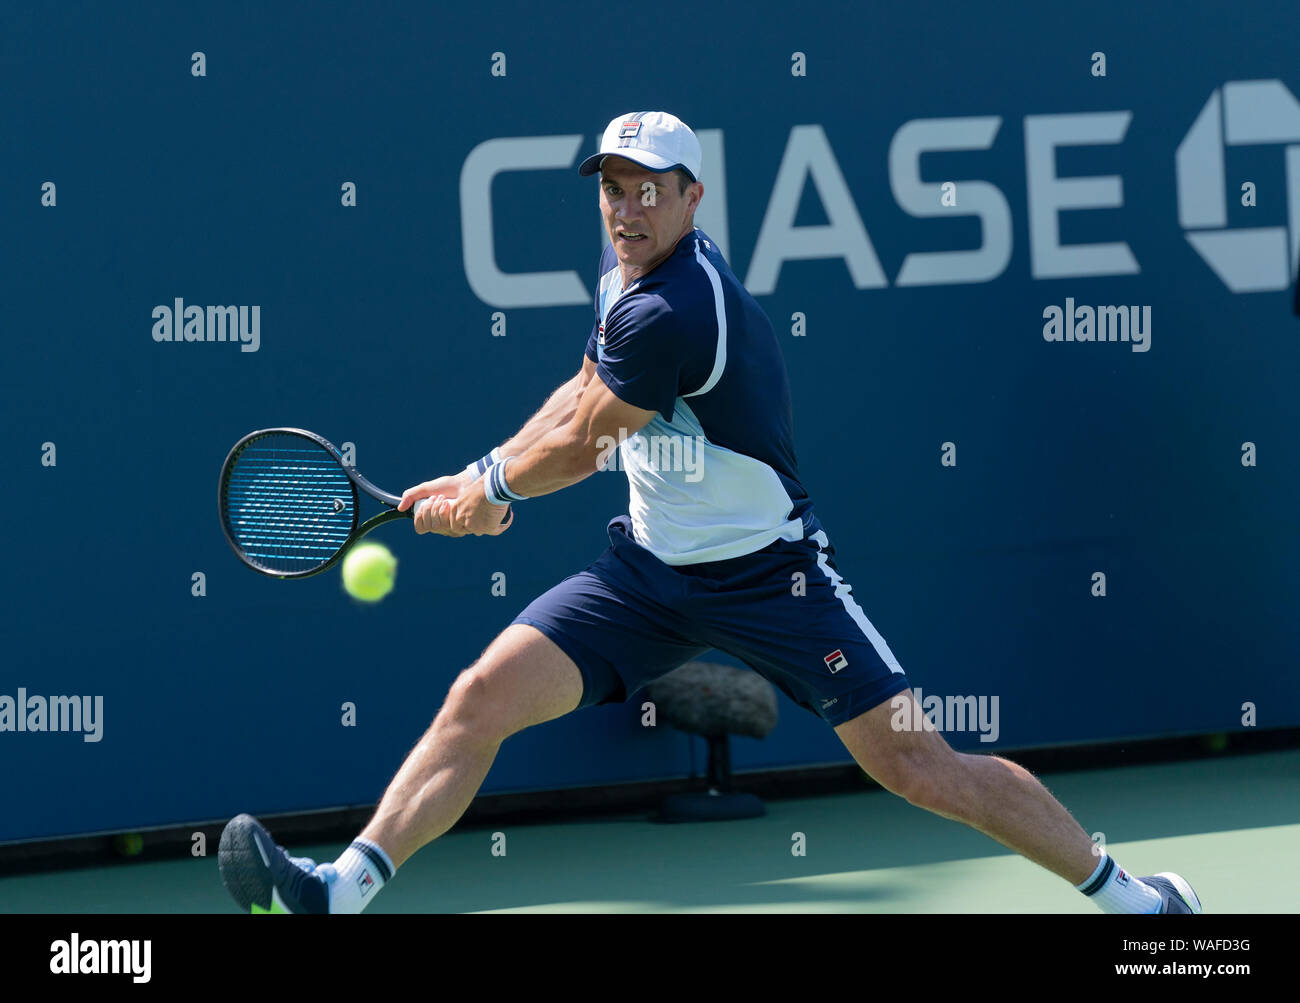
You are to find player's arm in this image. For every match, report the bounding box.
[432,373,654,537]
[397,355,594,514]
[495,355,598,458]
[496,297,684,503]
[500,370,654,498]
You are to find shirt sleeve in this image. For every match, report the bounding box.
[596,294,691,421]
[584,317,599,364]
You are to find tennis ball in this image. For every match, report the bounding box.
[113,833,144,857]
[342,542,397,602]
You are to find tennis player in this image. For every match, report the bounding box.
[219,111,1200,915]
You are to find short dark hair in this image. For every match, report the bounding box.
[675,168,694,195]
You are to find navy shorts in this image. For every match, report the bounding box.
[512,512,911,727]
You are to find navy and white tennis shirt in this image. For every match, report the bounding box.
[585,228,811,566]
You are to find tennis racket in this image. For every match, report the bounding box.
[218,427,506,579]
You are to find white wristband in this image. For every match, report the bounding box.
[465,447,503,481]
[483,456,528,506]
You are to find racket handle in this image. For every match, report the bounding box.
[412,497,511,525]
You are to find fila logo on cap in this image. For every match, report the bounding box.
[619,121,641,139]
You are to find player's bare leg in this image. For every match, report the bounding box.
[835,689,1098,883]
[834,688,1197,911]
[217,623,582,913]
[360,624,584,868]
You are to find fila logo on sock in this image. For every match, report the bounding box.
[824,650,847,673]
[357,869,375,896]
[1115,869,1129,887]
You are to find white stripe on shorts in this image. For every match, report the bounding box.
[809,529,905,675]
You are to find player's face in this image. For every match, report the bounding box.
[599,158,699,277]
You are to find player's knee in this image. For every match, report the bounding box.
[874,745,964,815]
[442,664,508,739]
[895,771,951,815]
[873,754,930,805]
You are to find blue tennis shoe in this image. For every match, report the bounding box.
[218,813,334,914]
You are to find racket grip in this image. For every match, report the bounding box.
[411,497,511,524]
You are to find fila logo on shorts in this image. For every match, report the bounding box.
[824,650,848,673]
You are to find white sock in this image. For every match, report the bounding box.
[1076,853,1163,914]
[321,838,396,914]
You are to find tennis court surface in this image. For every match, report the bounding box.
[3,748,1294,913]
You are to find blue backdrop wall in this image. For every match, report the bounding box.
[3,0,1298,842]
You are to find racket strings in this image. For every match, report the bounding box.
[222,435,357,573]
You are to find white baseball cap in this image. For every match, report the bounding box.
[578,111,702,182]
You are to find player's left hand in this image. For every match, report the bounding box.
[400,471,472,534]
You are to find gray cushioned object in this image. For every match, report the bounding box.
[647,661,778,739]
